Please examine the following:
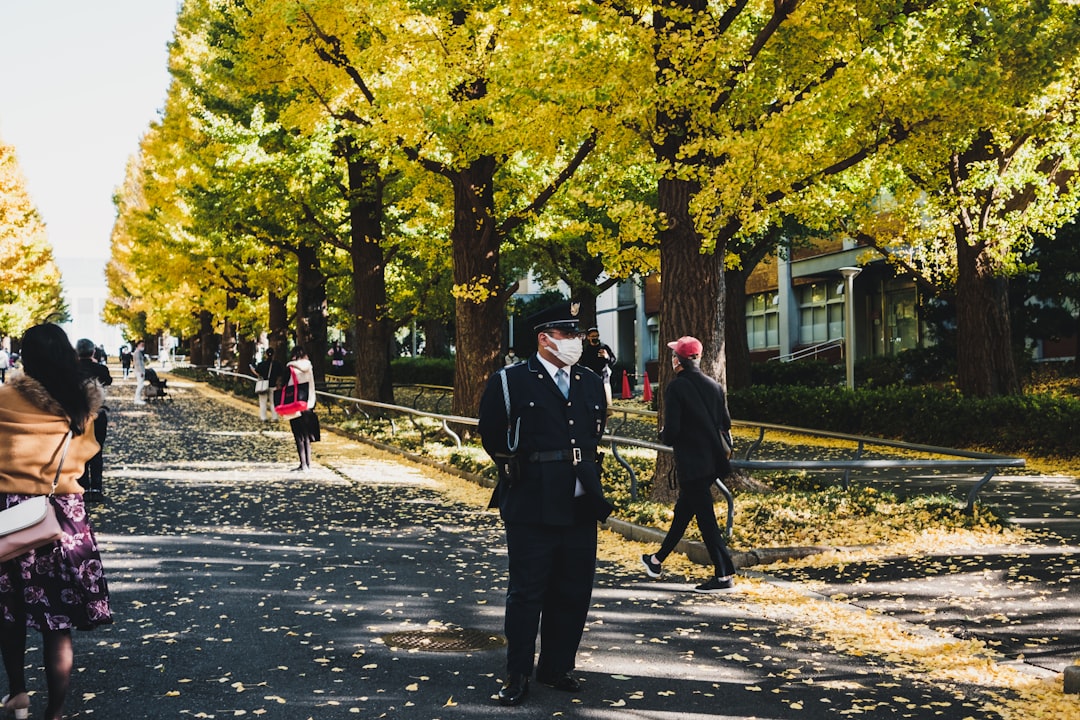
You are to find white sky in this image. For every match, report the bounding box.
[0,0,179,279]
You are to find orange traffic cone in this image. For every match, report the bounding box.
[620,370,632,399]
[642,371,653,402]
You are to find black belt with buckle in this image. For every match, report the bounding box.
[527,449,595,463]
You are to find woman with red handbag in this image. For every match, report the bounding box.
[275,347,319,471]
[0,324,113,720]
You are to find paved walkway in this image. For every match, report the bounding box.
[33,374,1078,719]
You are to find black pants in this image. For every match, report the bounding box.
[656,480,736,577]
[78,408,108,492]
[503,502,596,677]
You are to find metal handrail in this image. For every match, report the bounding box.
[205,369,1025,524]
[769,338,845,363]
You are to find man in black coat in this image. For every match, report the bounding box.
[478,301,613,707]
[641,335,738,592]
[75,338,113,502]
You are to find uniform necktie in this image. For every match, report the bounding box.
[556,368,569,398]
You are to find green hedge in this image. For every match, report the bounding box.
[728,385,1080,459]
[390,357,455,386]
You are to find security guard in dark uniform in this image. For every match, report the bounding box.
[478,301,613,706]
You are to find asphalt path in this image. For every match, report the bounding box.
[29,374,1077,719]
[761,471,1080,676]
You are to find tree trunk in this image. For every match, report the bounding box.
[237,337,255,377]
[268,291,288,360]
[220,294,238,369]
[194,310,214,367]
[346,153,394,403]
[955,229,1020,396]
[295,243,328,385]
[422,319,450,358]
[449,155,503,420]
[725,266,752,391]
[651,177,728,503]
[649,0,730,503]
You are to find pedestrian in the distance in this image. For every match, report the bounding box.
[641,335,738,592]
[278,347,318,471]
[0,347,9,384]
[0,323,113,720]
[579,327,616,405]
[75,339,112,503]
[132,340,146,405]
[250,348,286,422]
[119,344,132,378]
[478,301,613,707]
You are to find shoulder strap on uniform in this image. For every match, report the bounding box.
[498,368,521,453]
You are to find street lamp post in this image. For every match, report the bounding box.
[839,266,862,389]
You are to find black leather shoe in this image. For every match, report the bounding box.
[536,672,581,692]
[498,673,529,706]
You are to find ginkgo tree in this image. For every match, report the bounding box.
[599,0,1080,408]
[851,2,1080,397]
[0,136,67,337]
[230,0,645,417]
[108,0,357,376]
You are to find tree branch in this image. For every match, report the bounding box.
[711,0,798,113]
[854,231,941,294]
[297,6,377,106]
[499,128,599,237]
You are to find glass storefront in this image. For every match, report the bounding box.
[884,284,919,355]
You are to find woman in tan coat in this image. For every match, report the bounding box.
[0,324,112,720]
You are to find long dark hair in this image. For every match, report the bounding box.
[20,323,91,435]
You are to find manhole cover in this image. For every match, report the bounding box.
[380,628,506,653]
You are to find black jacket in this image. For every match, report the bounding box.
[478,355,613,525]
[253,359,287,386]
[580,342,616,376]
[77,357,113,388]
[660,364,733,484]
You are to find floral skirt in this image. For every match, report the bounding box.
[0,493,112,631]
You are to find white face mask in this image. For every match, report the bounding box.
[546,334,583,366]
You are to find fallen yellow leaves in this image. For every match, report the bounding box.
[733,578,1080,720]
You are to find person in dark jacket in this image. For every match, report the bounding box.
[75,338,112,503]
[250,348,287,422]
[579,328,616,405]
[478,301,613,707]
[641,335,738,592]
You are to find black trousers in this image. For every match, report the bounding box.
[656,480,736,577]
[78,408,108,492]
[503,503,596,677]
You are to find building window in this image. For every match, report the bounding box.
[746,291,779,350]
[798,282,845,345]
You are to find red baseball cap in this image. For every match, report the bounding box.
[667,336,702,358]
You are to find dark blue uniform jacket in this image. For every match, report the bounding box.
[478,355,613,525]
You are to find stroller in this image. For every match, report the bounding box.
[143,367,170,401]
